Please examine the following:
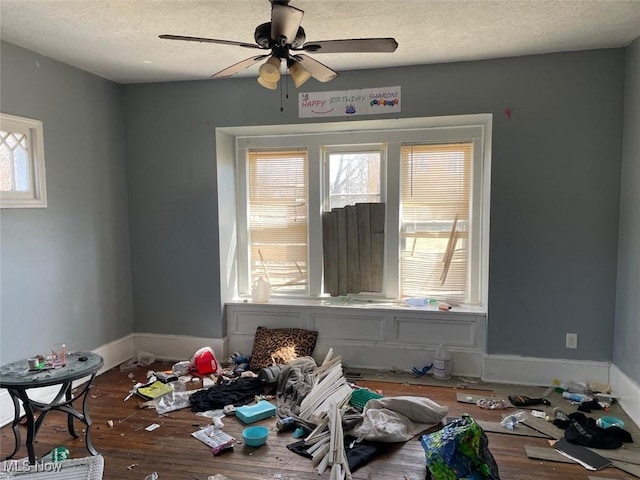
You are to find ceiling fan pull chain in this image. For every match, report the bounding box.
[285,67,290,100]
[280,74,285,112]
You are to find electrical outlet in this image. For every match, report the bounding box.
[566,333,578,349]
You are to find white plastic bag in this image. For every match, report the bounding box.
[155,391,192,414]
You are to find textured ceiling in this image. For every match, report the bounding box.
[1,0,639,84]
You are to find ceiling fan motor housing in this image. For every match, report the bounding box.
[254,22,306,53]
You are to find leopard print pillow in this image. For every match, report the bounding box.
[249,326,318,370]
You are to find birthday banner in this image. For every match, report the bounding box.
[298,86,401,118]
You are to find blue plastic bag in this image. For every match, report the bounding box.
[420,414,500,480]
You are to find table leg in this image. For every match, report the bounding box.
[82,373,98,456]
[64,382,78,438]
[14,389,37,464]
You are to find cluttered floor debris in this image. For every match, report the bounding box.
[1,348,638,480]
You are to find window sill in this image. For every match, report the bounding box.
[227,296,486,316]
[225,297,488,375]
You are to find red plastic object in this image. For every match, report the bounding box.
[191,348,219,375]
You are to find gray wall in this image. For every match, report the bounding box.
[1,38,631,376]
[614,37,640,382]
[123,49,625,363]
[0,42,133,364]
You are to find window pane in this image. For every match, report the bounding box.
[400,143,472,301]
[0,130,31,193]
[248,150,308,293]
[329,151,380,209]
[15,147,30,191]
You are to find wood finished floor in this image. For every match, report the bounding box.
[1,362,636,480]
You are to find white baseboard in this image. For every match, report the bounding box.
[4,333,636,430]
[0,390,20,428]
[93,333,135,374]
[610,363,640,428]
[482,354,611,386]
[133,332,227,364]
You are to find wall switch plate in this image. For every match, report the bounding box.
[566,333,578,349]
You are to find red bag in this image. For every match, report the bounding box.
[190,347,220,376]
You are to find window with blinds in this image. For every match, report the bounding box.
[400,143,472,302]
[248,150,308,292]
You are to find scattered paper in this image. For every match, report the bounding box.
[145,423,160,431]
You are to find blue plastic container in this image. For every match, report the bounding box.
[236,400,277,424]
[242,426,269,447]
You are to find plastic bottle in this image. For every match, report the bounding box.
[500,410,526,430]
[433,344,452,380]
[251,277,271,302]
[406,297,428,306]
[562,391,590,403]
[405,297,438,307]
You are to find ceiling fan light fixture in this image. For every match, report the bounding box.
[160,1,398,85]
[288,60,311,88]
[257,76,278,90]
[258,56,281,83]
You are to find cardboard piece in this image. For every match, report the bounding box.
[520,413,563,440]
[476,420,548,438]
[610,461,640,478]
[525,445,640,478]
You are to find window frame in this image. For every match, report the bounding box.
[322,144,387,212]
[246,148,310,295]
[232,114,491,307]
[399,142,474,303]
[0,113,47,209]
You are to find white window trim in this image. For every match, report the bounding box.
[321,144,387,212]
[225,114,492,309]
[0,113,47,208]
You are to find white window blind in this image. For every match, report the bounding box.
[248,150,308,292]
[400,143,472,301]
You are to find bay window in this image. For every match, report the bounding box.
[233,115,490,307]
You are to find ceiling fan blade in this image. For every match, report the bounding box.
[212,55,269,78]
[271,3,304,44]
[299,38,398,54]
[159,34,262,50]
[294,54,338,83]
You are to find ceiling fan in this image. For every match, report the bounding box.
[159,0,398,89]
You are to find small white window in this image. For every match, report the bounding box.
[0,113,47,208]
[324,146,383,210]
